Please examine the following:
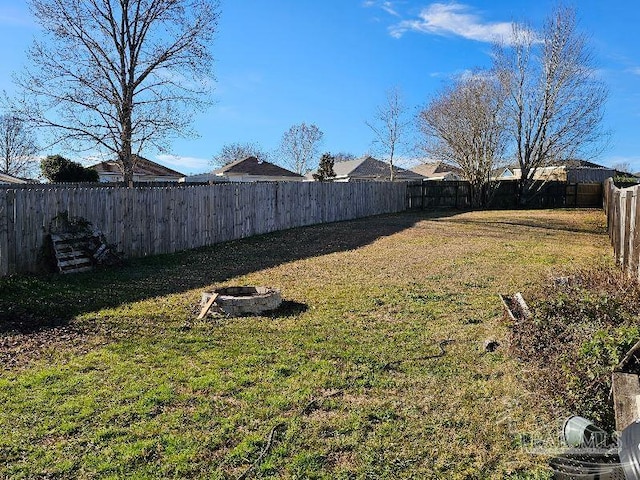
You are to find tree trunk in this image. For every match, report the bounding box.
[470,182,483,209]
[120,96,134,187]
[120,150,134,187]
[389,149,395,181]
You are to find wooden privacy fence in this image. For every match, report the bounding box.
[406,181,471,209]
[407,180,604,209]
[604,178,640,279]
[0,181,407,276]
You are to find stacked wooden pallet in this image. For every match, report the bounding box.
[50,233,94,274]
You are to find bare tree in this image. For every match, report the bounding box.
[12,0,218,186]
[366,87,411,181]
[494,5,607,203]
[418,71,507,207]
[333,152,357,163]
[0,114,39,178]
[211,141,271,168]
[611,161,632,174]
[279,122,323,175]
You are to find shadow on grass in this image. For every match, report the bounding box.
[0,210,458,333]
[266,300,309,318]
[441,211,606,235]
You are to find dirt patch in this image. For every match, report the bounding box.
[0,321,108,371]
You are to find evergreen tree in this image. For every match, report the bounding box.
[313,153,336,181]
[40,155,99,183]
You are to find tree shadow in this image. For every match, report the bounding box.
[0,210,460,333]
[442,213,606,235]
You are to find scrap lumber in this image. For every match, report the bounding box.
[197,293,219,319]
[612,372,640,433]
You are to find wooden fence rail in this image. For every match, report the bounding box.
[0,181,407,276]
[604,178,640,279]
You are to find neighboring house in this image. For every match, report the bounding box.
[182,156,304,183]
[89,155,184,183]
[493,167,516,180]
[496,160,619,183]
[567,163,618,183]
[0,173,29,185]
[410,162,463,181]
[179,172,229,184]
[512,165,568,182]
[312,156,424,182]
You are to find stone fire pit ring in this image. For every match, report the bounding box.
[201,286,282,317]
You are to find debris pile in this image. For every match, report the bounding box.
[48,213,120,274]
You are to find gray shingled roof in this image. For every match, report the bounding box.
[213,157,302,178]
[410,162,462,177]
[89,155,185,177]
[332,156,424,180]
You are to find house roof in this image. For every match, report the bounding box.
[557,159,608,169]
[410,162,462,177]
[89,155,185,177]
[505,159,610,171]
[0,172,29,184]
[558,159,637,177]
[332,156,425,180]
[213,156,303,178]
[493,167,515,177]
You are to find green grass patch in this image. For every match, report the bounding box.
[0,209,611,478]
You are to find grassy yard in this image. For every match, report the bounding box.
[0,208,612,479]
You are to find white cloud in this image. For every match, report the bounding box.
[389,3,515,43]
[156,154,211,174]
[428,68,490,80]
[628,67,640,76]
[363,0,401,17]
[381,2,401,17]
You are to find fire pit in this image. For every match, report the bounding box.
[200,286,282,317]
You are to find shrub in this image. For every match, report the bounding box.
[41,154,99,183]
[509,266,640,429]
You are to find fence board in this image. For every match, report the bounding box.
[623,192,632,269]
[629,191,639,276]
[408,180,604,210]
[604,179,640,280]
[0,182,408,276]
[0,191,8,276]
[6,190,16,273]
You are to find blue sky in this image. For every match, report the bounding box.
[0,1,638,175]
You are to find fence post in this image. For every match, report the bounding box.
[634,187,640,282]
[0,190,8,276]
[623,192,633,271]
[5,189,15,275]
[628,190,638,277]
